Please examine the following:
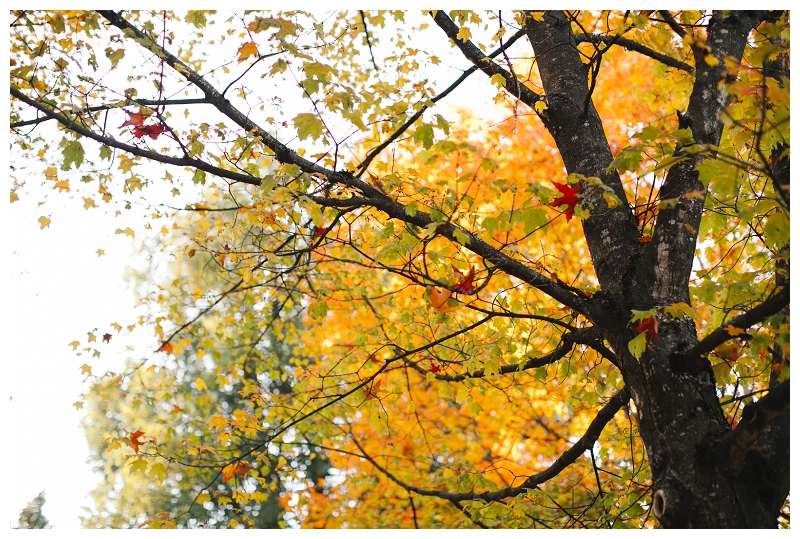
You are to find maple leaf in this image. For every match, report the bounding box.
[102,333,112,343]
[550,182,581,221]
[364,378,383,400]
[237,41,259,63]
[633,317,661,344]
[221,461,252,482]
[68,341,80,351]
[119,110,150,128]
[452,265,476,293]
[80,364,93,376]
[427,287,453,312]
[133,124,169,139]
[38,216,51,229]
[129,430,146,454]
[157,341,174,355]
[428,363,440,373]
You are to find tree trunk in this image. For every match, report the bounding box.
[526,10,789,528]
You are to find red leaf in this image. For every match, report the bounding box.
[314,226,326,237]
[633,317,661,343]
[102,333,112,343]
[550,182,580,221]
[428,363,440,373]
[133,123,169,139]
[452,265,476,294]
[130,430,146,454]
[119,110,150,128]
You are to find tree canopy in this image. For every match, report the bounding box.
[10,10,789,529]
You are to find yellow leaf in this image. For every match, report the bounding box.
[96,249,105,257]
[237,41,259,63]
[195,378,207,391]
[115,227,135,238]
[87,332,96,343]
[704,54,720,67]
[80,364,93,376]
[73,400,84,410]
[68,341,80,350]
[10,192,19,203]
[44,166,58,181]
[197,493,211,504]
[534,100,548,113]
[456,27,471,42]
[83,197,97,209]
[53,179,70,192]
[38,216,51,229]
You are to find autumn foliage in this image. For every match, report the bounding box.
[10,9,789,530]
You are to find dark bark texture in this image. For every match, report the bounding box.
[525,11,789,528]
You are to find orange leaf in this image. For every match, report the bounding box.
[427,287,452,311]
[129,430,146,454]
[222,461,252,482]
[119,110,150,128]
[237,41,259,63]
[364,378,383,400]
[157,341,174,355]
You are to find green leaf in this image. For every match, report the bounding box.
[628,332,647,359]
[293,113,325,141]
[483,358,500,376]
[185,11,208,28]
[763,210,789,250]
[413,124,434,150]
[453,229,471,246]
[149,462,168,485]
[104,47,125,69]
[61,140,85,171]
[466,401,483,417]
[519,207,548,235]
[308,301,328,320]
[607,144,644,173]
[129,458,148,475]
[192,169,206,185]
[490,73,506,87]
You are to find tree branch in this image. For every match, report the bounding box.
[685,285,789,361]
[348,386,630,503]
[356,27,527,175]
[10,97,210,129]
[574,33,693,73]
[10,84,261,186]
[657,11,687,39]
[431,11,543,110]
[722,379,789,471]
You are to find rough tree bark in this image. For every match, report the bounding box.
[524,11,789,528]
